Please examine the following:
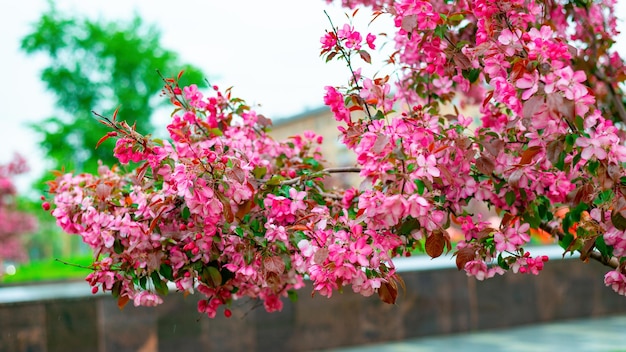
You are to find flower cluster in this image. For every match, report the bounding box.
[47,0,626,315]
[0,155,37,265]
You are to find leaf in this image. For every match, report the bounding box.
[117,296,130,311]
[425,230,445,258]
[455,247,475,270]
[181,206,191,220]
[151,271,169,296]
[313,248,330,265]
[611,209,626,230]
[372,133,390,154]
[359,50,372,64]
[204,266,223,287]
[475,156,495,175]
[253,166,267,179]
[505,190,516,207]
[378,280,398,304]
[519,146,542,165]
[263,256,285,275]
[522,95,544,119]
[483,137,504,156]
[401,14,417,32]
[159,264,174,281]
[398,217,420,236]
[288,290,298,303]
[546,139,564,166]
[579,237,596,263]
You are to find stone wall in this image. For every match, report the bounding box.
[2,256,626,352]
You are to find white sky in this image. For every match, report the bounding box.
[0,0,625,192]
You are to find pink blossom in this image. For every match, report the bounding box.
[323,86,351,123]
[366,33,376,49]
[321,32,337,50]
[515,72,539,100]
[605,270,626,296]
[337,24,362,50]
[133,291,163,307]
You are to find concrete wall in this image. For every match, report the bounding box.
[2,255,626,352]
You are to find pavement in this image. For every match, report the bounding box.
[320,315,626,352]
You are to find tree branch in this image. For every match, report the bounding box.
[279,166,361,186]
[539,222,619,270]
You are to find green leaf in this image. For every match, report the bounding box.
[253,166,267,179]
[151,271,168,296]
[505,190,516,207]
[181,206,191,220]
[559,233,574,250]
[159,264,174,281]
[266,175,284,186]
[574,115,584,131]
[288,289,298,303]
[587,160,599,176]
[414,179,425,195]
[113,239,124,254]
[462,68,480,83]
[595,236,612,257]
[398,217,420,236]
[434,24,447,39]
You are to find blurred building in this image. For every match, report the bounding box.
[269,106,360,189]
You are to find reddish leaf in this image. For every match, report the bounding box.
[95,131,117,149]
[117,296,130,311]
[455,247,476,270]
[519,146,542,165]
[313,248,330,265]
[359,50,372,64]
[508,168,525,189]
[177,70,185,81]
[579,237,596,262]
[112,106,120,122]
[401,14,417,32]
[263,256,285,275]
[475,156,495,175]
[611,209,626,230]
[483,138,504,157]
[522,95,544,119]
[217,193,234,223]
[546,139,564,166]
[378,280,398,304]
[452,52,472,70]
[425,231,445,258]
[500,213,516,229]
[482,90,494,108]
[372,133,390,154]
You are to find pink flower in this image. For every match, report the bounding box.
[605,270,626,296]
[133,291,163,307]
[321,32,337,51]
[464,260,489,280]
[366,33,376,50]
[348,236,373,267]
[337,24,362,50]
[323,86,351,123]
[515,72,539,100]
[576,131,613,160]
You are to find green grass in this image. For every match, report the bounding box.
[2,255,95,284]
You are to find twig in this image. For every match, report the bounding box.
[55,259,94,271]
[279,166,362,186]
[539,222,619,270]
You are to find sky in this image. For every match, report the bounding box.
[0,0,625,192]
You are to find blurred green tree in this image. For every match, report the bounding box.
[21,4,208,180]
[18,4,208,263]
